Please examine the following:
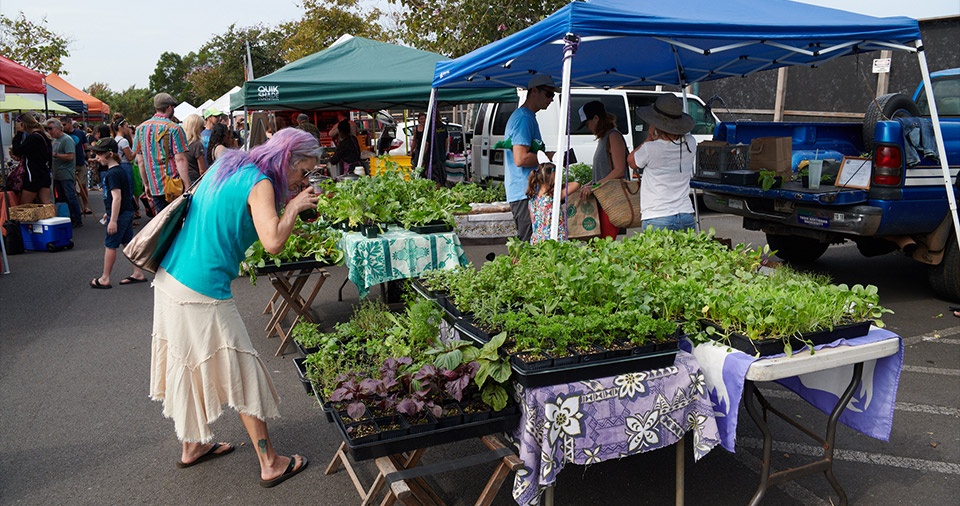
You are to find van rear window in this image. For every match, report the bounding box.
[492,102,518,135]
[569,96,628,135]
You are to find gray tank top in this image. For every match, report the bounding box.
[591,129,626,183]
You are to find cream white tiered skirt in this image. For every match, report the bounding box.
[150,269,280,443]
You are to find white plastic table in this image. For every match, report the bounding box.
[742,337,900,506]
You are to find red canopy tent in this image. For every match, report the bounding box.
[1,55,48,274]
[0,54,45,93]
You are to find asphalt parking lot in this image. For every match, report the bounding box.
[1,198,957,505]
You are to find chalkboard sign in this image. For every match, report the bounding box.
[836,157,872,189]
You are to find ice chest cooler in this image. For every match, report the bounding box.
[20,217,74,252]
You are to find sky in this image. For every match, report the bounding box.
[1,0,957,96]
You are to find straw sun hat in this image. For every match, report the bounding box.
[637,94,695,135]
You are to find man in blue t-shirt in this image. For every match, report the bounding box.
[504,74,558,242]
[200,108,223,156]
[63,118,92,213]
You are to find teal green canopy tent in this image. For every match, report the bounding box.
[231,36,515,112]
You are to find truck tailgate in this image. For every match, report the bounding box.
[692,181,868,205]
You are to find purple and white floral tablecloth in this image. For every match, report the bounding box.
[509,350,719,506]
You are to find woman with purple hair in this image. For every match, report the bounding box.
[149,128,319,488]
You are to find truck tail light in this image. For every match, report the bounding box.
[873,146,902,186]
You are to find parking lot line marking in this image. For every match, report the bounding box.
[730,439,830,506]
[894,401,960,417]
[901,365,960,376]
[902,327,960,346]
[924,338,960,344]
[737,438,960,475]
[757,389,959,417]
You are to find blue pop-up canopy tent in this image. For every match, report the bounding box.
[429,0,953,242]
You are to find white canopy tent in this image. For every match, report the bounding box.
[212,86,241,114]
[173,101,197,120]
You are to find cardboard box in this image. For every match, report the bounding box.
[749,137,793,181]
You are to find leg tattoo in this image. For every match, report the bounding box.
[258,439,268,454]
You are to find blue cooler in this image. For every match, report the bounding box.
[20,217,74,252]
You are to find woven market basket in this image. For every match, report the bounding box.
[8,203,56,222]
[592,180,642,228]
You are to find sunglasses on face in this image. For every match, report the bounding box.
[539,87,555,99]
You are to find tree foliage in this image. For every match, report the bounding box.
[87,84,154,124]
[0,12,71,75]
[280,0,387,63]
[149,52,196,103]
[387,0,569,57]
[185,24,287,102]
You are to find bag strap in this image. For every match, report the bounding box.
[605,132,613,172]
[184,169,206,195]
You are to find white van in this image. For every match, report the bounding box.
[388,120,465,157]
[470,89,719,181]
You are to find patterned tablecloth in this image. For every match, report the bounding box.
[338,229,469,298]
[510,350,720,506]
[682,327,903,452]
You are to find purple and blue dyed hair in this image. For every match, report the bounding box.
[212,128,322,206]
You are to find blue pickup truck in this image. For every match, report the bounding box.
[693,68,960,299]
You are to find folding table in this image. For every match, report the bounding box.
[257,259,331,356]
[742,336,900,506]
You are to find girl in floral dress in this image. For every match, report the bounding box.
[526,161,580,244]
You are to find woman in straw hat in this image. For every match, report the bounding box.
[627,94,698,232]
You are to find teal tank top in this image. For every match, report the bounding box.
[161,162,270,299]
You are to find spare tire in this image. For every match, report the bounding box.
[863,93,920,152]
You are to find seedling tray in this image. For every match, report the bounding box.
[703,320,872,356]
[435,296,464,320]
[294,358,334,422]
[454,318,496,344]
[334,408,521,461]
[295,340,319,356]
[407,222,453,234]
[409,278,447,300]
[292,357,314,396]
[510,348,678,387]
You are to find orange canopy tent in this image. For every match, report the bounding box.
[45,73,110,117]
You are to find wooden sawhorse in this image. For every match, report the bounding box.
[262,267,329,356]
[324,434,522,506]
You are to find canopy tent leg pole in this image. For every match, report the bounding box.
[243,106,249,150]
[44,94,56,200]
[680,87,702,233]
[549,34,578,241]
[418,88,437,173]
[0,123,8,274]
[915,41,960,254]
